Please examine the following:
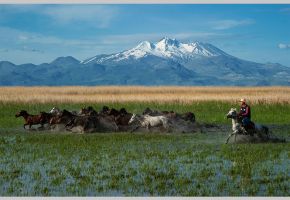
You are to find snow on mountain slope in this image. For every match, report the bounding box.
[82,37,230,64]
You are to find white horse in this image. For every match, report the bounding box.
[128,114,170,132]
[49,107,61,114]
[225,108,269,144]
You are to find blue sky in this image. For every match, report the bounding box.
[0,4,290,66]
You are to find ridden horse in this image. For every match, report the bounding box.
[225,108,269,144]
[128,114,170,132]
[15,110,44,129]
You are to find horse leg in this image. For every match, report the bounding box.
[23,124,27,130]
[163,121,169,131]
[147,124,151,132]
[225,133,233,144]
[225,136,230,144]
[130,125,139,133]
[164,124,170,132]
[65,119,74,128]
[114,122,119,132]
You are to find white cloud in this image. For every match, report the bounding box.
[0,5,118,29]
[18,35,29,41]
[42,5,118,28]
[212,19,255,30]
[278,43,290,49]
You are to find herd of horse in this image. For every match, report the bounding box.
[14,106,286,143]
[15,106,197,133]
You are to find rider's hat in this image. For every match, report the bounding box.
[239,98,246,103]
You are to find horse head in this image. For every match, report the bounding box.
[49,107,60,114]
[15,110,28,118]
[119,108,127,115]
[101,106,110,114]
[79,107,87,115]
[61,109,73,116]
[128,113,138,124]
[108,108,120,117]
[143,107,152,115]
[226,108,237,119]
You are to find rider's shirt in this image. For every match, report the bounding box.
[239,104,251,119]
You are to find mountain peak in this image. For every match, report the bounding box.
[83,37,230,65]
[159,36,177,42]
[156,37,180,50]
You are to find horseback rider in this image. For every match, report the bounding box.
[237,98,252,130]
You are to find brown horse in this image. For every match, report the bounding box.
[115,112,133,126]
[181,112,196,122]
[65,115,99,132]
[39,111,55,125]
[108,108,120,117]
[15,110,44,129]
[79,106,98,116]
[115,108,133,126]
[55,109,76,125]
[99,106,110,115]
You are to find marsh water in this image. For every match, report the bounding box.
[0,124,289,196]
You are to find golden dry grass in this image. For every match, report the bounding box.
[0,86,290,104]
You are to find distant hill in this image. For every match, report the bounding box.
[1,37,290,86]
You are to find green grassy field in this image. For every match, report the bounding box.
[0,102,289,196]
[1,101,290,128]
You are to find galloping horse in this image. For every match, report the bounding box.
[128,114,170,132]
[225,108,269,144]
[15,110,44,129]
[39,111,55,125]
[79,106,98,116]
[49,107,61,115]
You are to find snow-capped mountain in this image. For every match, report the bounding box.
[81,37,229,65]
[0,37,290,86]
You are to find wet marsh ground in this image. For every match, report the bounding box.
[0,126,289,196]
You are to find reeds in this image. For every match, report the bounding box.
[0,86,289,104]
